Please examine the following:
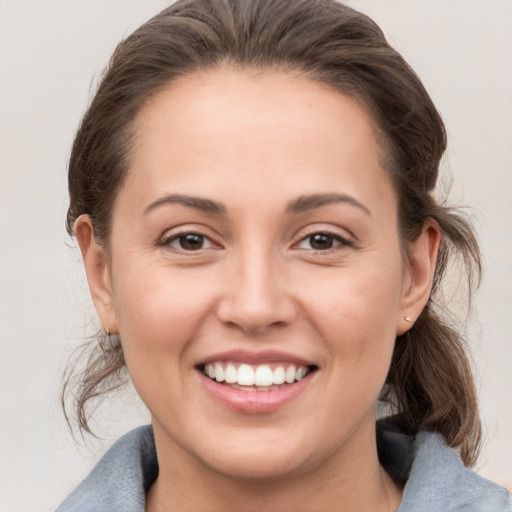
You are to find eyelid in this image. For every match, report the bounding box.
[158,225,222,251]
[166,233,215,249]
[293,227,355,251]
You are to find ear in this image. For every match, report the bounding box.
[75,215,118,334]
[396,219,441,335]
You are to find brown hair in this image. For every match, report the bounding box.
[63,0,482,465]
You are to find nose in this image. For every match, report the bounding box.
[216,249,297,334]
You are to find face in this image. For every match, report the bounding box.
[79,67,436,481]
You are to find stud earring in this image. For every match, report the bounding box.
[404,316,412,323]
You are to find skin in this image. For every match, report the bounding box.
[76,67,440,512]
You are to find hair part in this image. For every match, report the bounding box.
[63,0,482,466]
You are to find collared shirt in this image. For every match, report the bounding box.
[56,424,510,512]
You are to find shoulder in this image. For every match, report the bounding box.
[55,425,158,512]
[400,431,510,512]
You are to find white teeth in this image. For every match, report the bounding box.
[273,366,286,385]
[237,364,255,386]
[214,362,224,382]
[203,362,311,388]
[254,365,273,386]
[225,364,237,383]
[285,365,296,384]
[295,366,307,381]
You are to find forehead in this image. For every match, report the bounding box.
[134,66,383,160]
[122,66,394,216]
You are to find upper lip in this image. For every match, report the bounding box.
[196,349,316,368]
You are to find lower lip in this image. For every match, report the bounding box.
[199,371,313,414]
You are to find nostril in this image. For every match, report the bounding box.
[216,276,297,333]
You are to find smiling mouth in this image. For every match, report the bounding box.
[199,362,317,391]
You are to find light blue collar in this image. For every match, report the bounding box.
[57,424,510,511]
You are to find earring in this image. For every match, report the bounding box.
[105,328,110,336]
[404,316,412,323]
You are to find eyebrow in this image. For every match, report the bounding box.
[144,194,226,215]
[143,192,371,217]
[286,193,372,216]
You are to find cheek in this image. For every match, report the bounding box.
[303,256,404,333]
[109,270,204,411]
[300,256,404,381]
[110,265,213,372]
[113,259,210,330]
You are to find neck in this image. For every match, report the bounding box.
[146,421,403,512]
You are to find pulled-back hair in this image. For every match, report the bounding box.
[63,0,482,465]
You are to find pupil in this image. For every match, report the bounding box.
[311,233,333,250]
[180,234,203,250]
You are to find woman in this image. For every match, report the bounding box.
[57,0,510,510]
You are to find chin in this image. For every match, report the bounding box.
[204,450,307,482]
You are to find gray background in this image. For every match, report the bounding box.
[1,1,511,510]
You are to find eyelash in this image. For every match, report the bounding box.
[295,230,354,252]
[160,229,353,253]
[160,231,217,252]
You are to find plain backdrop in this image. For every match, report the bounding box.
[0,1,511,510]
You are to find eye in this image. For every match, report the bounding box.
[164,232,215,251]
[296,232,351,251]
